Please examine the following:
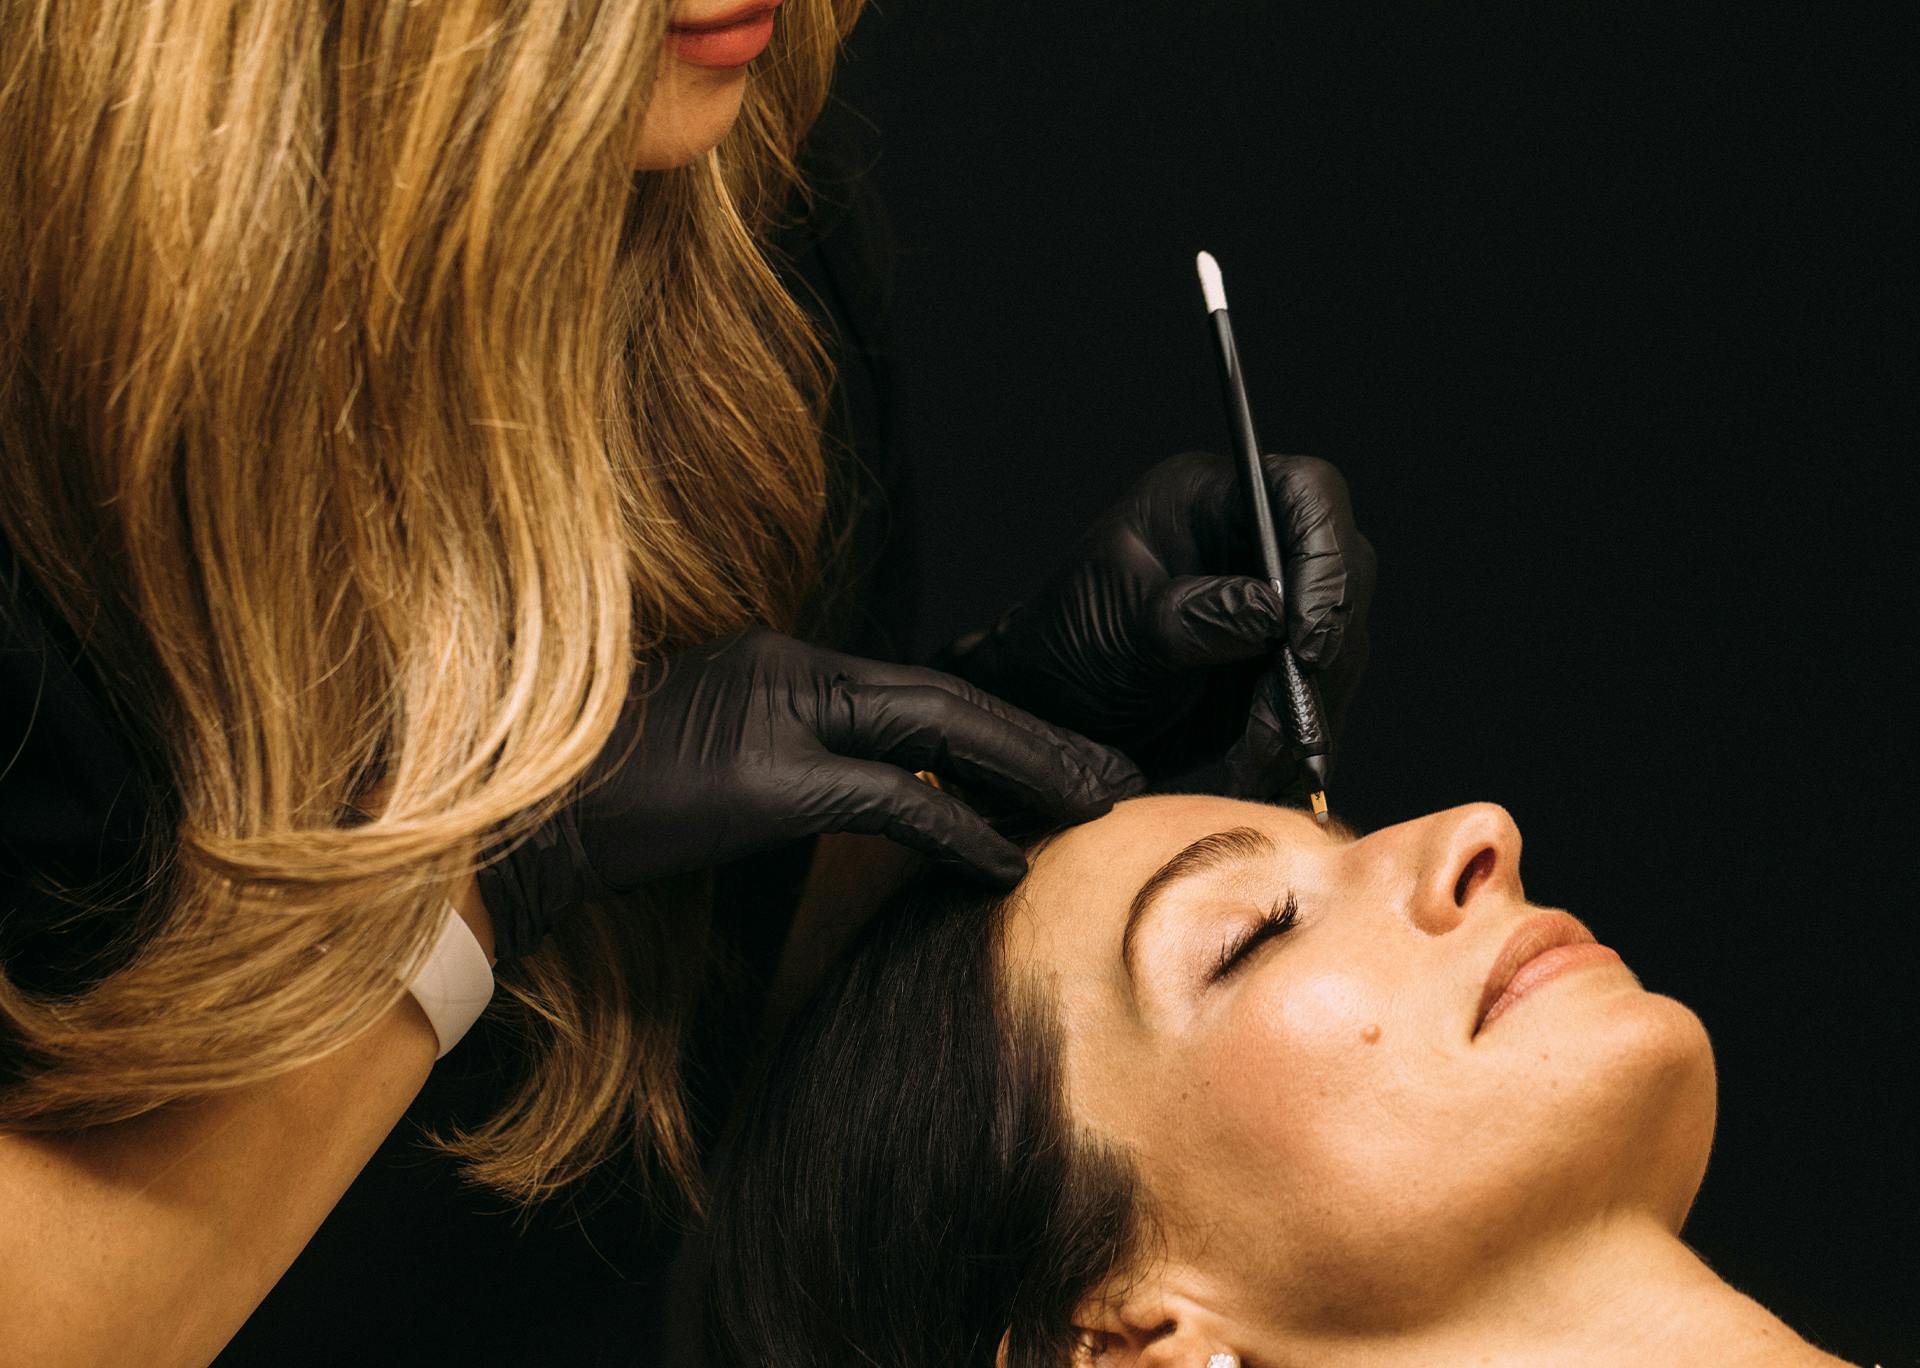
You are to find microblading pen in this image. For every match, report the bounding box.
[1195,250,1333,822]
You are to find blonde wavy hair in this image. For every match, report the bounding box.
[0,0,861,1205]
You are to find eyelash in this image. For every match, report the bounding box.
[1206,892,1300,984]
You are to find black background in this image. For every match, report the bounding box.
[824,0,1912,1361]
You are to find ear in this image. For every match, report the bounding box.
[1068,1277,1241,1367]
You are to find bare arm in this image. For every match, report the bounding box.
[0,876,495,1368]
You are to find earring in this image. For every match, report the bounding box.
[1206,1356,1240,1368]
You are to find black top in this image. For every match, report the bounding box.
[0,105,911,1366]
[0,539,167,1007]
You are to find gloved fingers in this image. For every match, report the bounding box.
[1218,611,1368,800]
[831,661,1147,802]
[1222,661,1299,800]
[831,681,1140,821]
[1134,452,1369,671]
[807,758,1029,887]
[1260,454,1371,670]
[1146,575,1289,669]
[1313,616,1370,744]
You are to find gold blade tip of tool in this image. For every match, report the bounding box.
[1310,790,1329,822]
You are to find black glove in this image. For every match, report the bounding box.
[475,627,1144,958]
[936,451,1375,798]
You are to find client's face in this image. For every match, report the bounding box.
[1003,796,1715,1338]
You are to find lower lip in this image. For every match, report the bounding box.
[1478,942,1623,1033]
[667,12,776,68]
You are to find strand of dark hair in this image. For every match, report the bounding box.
[704,869,1153,1366]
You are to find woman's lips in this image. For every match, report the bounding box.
[1473,910,1621,1036]
[667,2,780,68]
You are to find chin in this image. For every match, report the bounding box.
[1512,983,1719,1232]
[1615,991,1718,1229]
[631,78,748,171]
[1219,993,1717,1333]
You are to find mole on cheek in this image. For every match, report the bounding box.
[1361,1024,1382,1044]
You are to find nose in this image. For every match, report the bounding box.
[1401,802,1524,935]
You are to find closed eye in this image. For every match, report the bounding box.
[1206,892,1299,983]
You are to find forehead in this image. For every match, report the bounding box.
[1005,794,1324,972]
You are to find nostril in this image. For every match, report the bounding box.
[1454,847,1496,906]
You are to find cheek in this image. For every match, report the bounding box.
[1146,972,1464,1318]
[1180,967,1416,1185]
[1227,968,1382,1089]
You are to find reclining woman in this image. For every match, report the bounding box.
[706,792,1858,1367]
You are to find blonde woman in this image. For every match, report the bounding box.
[0,2,1370,1363]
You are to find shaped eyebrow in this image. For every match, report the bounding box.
[1116,814,1360,987]
[1119,826,1275,982]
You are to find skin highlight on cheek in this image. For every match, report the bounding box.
[1268,969,1378,1059]
[1187,968,1392,1156]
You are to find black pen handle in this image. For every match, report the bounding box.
[1209,310,1287,587]
[1206,305,1333,798]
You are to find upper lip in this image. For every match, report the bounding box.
[668,1,780,32]
[1473,910,1596,1036]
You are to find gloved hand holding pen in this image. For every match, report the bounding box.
[935,449,1374,801]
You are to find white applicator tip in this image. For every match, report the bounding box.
[1196,250,1228,313]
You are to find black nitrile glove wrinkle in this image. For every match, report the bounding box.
[939,450,1375,798]
[476,627,1143,960]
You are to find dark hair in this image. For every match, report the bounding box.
[704,866,1155,1366]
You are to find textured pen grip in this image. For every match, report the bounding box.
[1277,646,1328,758]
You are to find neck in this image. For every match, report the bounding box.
[1250,1218,1852,1368]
